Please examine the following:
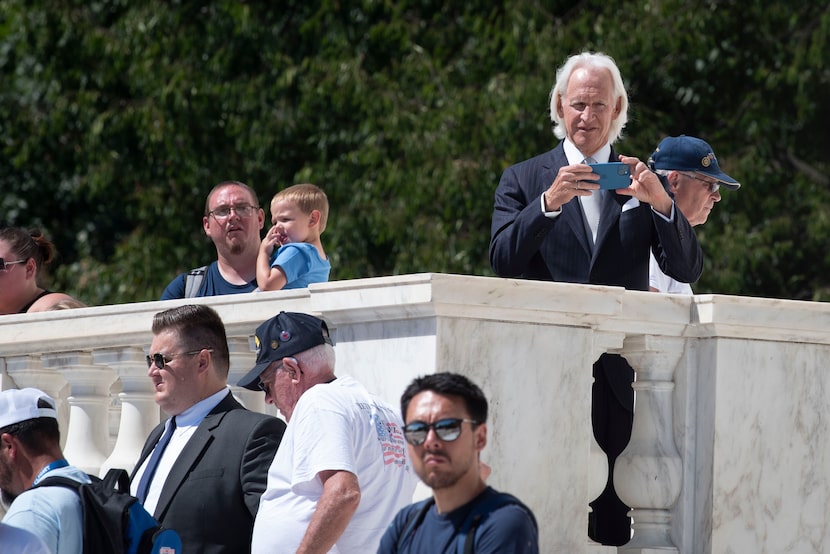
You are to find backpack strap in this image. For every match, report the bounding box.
[458,491,538,554]
[101,467,131,492]
[396,497,435,550]
[34,473,99,491]
[184,265,208,298]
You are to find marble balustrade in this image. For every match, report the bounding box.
[1,273,828,553]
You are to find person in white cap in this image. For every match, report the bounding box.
[0,388,91,553]
[648,135,741,294]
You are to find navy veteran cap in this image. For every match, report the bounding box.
[649,135,740,190]
[237,311,333,390]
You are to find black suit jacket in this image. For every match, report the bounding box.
[132,392,285,554]
[489,143,703,289]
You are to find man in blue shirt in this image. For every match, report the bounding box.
[161,180,266,299]
[378,373,538,554]
[0,388,91,553]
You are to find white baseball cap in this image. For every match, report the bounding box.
[0,388,58,429]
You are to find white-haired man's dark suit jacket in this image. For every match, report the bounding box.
[490,142,702,287]
[132,392,285,554]
[489,141,702,545]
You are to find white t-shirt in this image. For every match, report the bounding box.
[251,375,418,553]
[649,251,693,295]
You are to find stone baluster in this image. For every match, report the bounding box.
[97,347,161,476]
[42,350,117,475]
[4,355,71,440]
[227,335,277,417]
[614,335,684,552]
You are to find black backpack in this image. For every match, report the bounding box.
[34,468,181,554]
[397,491,538,554]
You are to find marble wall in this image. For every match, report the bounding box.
[1,274,829,553]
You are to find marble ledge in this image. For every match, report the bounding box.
[0,289,313,357]
[311,273,625,326]
[690,294,830,345]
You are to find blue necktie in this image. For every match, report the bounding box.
[136,416,176,503]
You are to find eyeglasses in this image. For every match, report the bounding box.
[0,258,26,272]
[207,204,259,221]
[257,358,298,394]
[403,418,479,446]
[682,172,720,194]
[146,348,213,370]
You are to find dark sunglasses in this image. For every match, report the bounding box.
[0,258,26,272]
[146,348,212,370]
[403,418,479,446]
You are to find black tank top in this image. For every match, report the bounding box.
[18,289,54,313]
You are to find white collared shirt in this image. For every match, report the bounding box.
[131,387,231,514]
[541,139,611,219]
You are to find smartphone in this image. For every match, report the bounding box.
[588,162,631,189]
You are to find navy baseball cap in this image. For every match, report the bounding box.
[649,135,740,190]
[237,311,333,390]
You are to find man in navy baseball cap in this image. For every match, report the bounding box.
[237,311,333,391]
[648,135,741,293]
[650,135,740,188]
[243,311,418,553]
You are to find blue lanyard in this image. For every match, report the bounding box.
[33,458,69,485]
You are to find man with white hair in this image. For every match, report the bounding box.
[239,311,418,553]
[489,52,703,545]
[648,135,741,294]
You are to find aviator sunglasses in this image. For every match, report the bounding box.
[403,418,479,446]
[146,348,213,370]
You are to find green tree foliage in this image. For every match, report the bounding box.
[1,1,827,304]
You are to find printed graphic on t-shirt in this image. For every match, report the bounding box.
[361,402,408,467]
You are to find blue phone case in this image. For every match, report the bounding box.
[589,162,631,189]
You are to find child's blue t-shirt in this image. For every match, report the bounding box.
[270,242,331,289]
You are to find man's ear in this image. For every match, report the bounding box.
[475,423,487,451]
[1,432,18,458]
[556,95,565,119]
[668,171,682,193]
[284,356,303,383]
[195,348,212,374]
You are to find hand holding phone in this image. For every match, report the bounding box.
[588,162,632,189]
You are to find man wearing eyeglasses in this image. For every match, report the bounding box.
[160,180,266,299]
[131,304,285,554]
[647,136,741,294]
[237,311,418,554]
[378,372,539,553]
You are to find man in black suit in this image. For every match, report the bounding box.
[489,52,703,546]
[131,304,285,554]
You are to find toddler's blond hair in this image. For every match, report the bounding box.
[271,183,329,233]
